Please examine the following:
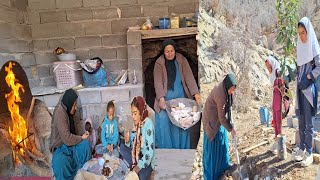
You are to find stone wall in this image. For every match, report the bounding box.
[0,0,38,87]
[35,84,144,130]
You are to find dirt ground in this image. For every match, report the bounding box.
[191,82,320,180]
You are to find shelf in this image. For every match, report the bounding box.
[137,27,198,40]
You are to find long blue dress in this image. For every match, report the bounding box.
[52,140,91,180]
[203,126,230,180]
[155,61,190,149]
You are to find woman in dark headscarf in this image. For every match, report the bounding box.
[202,74,237,180]
[50,89,91,180]
[153,39,201,149]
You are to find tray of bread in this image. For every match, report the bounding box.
[166,98,202,130]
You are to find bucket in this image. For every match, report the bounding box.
[259,107,270,126]
[159,18,170,29]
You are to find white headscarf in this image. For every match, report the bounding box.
[297,17,320,66]
[266,55,280,84]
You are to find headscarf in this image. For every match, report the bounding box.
[297,17,320,66]
[162,39,178,91]
[223,74,236,123]
[131,96,149,167]
[61,88,78,134]
[266,55,281,84]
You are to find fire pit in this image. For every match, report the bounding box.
[0,61,51,177]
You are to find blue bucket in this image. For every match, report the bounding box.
[159,18,170,29]
[259,107,270,126]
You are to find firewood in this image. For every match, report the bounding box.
[242,140,269,153]
[16,151,50,177]
[25,147,45,160]
[23,146,50,167]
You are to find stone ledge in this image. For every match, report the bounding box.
[31,83,143,96]
[32,84,144,120]
[78,83,143,92]
[154,149,195,180]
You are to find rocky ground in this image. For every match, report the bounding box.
[191,82,320,180]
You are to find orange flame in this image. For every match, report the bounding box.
[4,62,28,161]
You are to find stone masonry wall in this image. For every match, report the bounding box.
[0,0,199,125]
[28,0,199,88]
[0,0,38,86]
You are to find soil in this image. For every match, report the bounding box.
[191,82,320,180]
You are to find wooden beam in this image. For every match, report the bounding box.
[137,27,198,40]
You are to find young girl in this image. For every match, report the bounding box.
[294,17,320,167]
[265,56,287,154]
[120,96,155,180]
[85,117,97,155]
[96,101,119,157]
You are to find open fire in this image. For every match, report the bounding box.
[5,62,29,162]
[0,61,51,177]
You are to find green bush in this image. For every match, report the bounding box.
[275,0,300,79]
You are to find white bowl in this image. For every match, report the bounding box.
[57,53,76,61]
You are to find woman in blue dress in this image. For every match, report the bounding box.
[202,74,237,180]
[153,39,201,149]
[50,89,91,180]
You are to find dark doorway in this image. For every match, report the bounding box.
[143,36,199,109]
[142,36,200,149]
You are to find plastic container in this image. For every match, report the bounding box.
[53,60,83,89]
[259,107,270,126]
[170,16,179,29]
[159,18,170,29]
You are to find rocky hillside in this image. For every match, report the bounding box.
[197,0,320,111]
